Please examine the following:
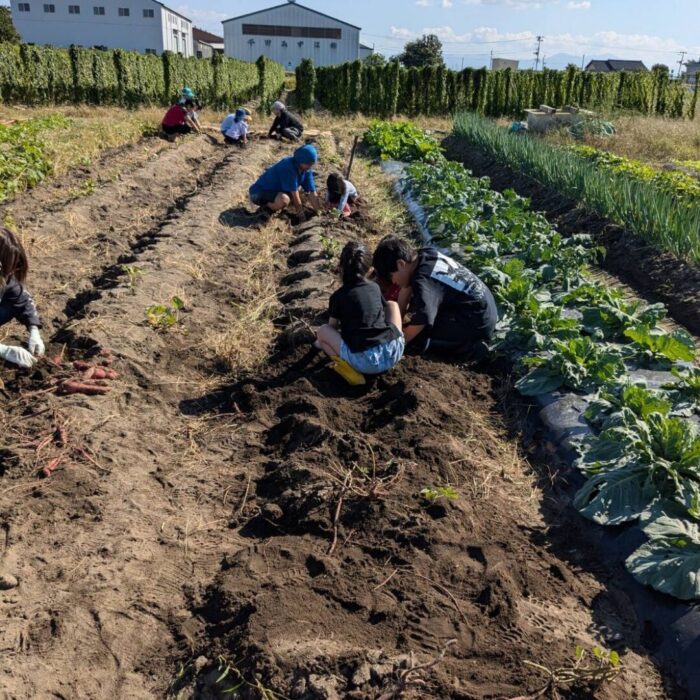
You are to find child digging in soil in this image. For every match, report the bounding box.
[268,101,304,142]
[221,108,251,146]
[372,235,497,358]
[249,144,322,222]
[161,99,201,141]
[316,242,405,376]
[0,227,45,368]
[326,172,360,218]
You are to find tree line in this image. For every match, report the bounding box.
[297,58,698,120]
[0,42,285,109]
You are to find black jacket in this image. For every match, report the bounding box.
[269,109,304,136]
[0,277,41,328]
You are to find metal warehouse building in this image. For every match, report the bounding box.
[223,0,371,70]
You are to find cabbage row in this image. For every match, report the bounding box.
[365,121,700,601]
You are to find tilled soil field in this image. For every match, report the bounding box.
[0,130,684,699]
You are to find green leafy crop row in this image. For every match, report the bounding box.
[366,121,700,600]
[0,44,283,109]
[453,112,700,262]
[572,145,700,203]
[364,121,443,162]
[0,115,69,202]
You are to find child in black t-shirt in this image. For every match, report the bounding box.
[316,242,405,375]
[372,235,498,357]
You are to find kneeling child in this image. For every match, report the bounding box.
[317,242,404,375]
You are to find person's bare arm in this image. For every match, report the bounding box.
[185,115,201,133]
[402,323,426,345]
[328,317,339,328]
[290,189,306,221]
[307,192,322,212]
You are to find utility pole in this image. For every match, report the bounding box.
[534,35,544,71]
[677,50,687,79]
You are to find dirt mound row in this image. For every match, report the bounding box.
[2,134,230,335]
[173,223,673,700]
[442,135,700,338]
[0,136,293,698]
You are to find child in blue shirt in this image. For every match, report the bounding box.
[249,144,322,221]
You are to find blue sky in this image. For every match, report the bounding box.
[173,0,700,71]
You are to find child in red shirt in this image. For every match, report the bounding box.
[161,99,200,141]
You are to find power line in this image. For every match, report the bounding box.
[534,35,544,71]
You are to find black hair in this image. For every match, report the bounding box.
[372,235,416,282]
[326,172,346,203]
[0,227,28,284]
[338,241,371,285]
[183,99,196,108]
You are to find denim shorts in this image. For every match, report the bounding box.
[340,335,405,375]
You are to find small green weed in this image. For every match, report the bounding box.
[520,644,622,697]
[319,233,341,259]
[420,485,458,503]
[214,656,277,698]
[146,296,184,329]
[122,264,143,294]
[68,176,96,199]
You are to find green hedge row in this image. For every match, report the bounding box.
[0,43,285,109]
[312,61,699,119]
[257,55,286,112]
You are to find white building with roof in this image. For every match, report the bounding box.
[222,0,367,69]
[10,0,193,56]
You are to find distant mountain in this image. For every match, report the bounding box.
[445,52,664,72]
[539,53,588,70]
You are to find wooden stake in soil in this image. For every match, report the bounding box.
[345,135,360,180]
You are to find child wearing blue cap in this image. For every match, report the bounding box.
[222,108,251,146]
[249,144,322,221]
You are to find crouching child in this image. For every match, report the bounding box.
[326,173,360,218]
[222,108,251,146]
[372,236,497,358]
[317,242,405,376]
[249,144,322,222]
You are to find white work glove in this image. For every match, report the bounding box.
[28,326,45,356]
[0,343,37,368]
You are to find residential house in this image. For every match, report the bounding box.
[585,59,648,73]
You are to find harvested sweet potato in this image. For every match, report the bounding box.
[41,454,63,478]
[59,380,111,395]
[82,367,96,380]
[73,360,92,371]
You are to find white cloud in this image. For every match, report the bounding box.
[442,0,454,7]
[567,1,591,8]
[415,0,432,5]
[386,23,699,68]
[390,26,418,40]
